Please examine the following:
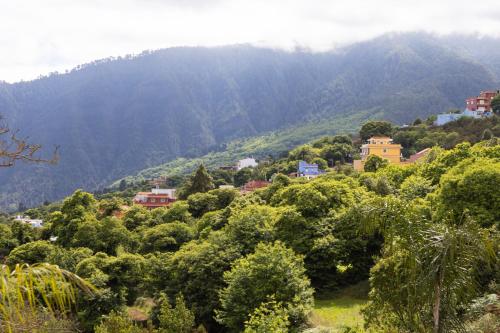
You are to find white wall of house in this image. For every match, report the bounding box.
[152,188,176,198]
[237,158,258,170]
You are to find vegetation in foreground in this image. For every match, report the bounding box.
[310,281,369,332]
[0,117,499,332]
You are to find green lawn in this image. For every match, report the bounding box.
[310,281,369,332]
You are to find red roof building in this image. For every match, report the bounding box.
[465,90,499,112]
[133,188,176,209]
[407,148,431,163]
[240,180,270,194]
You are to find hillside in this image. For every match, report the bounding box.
[110,112,374,187]
[112,115,499,193]
[1,32,499,210]
[2,134,498,332]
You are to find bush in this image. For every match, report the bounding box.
[95,311,145,333]
[363,155,388,172]
[216,241,313,331]
[157,294,195,333]
[243,299,290,333]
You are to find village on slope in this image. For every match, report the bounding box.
[14,89,499,225]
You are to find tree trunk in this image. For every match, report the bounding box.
[433,271,442,333]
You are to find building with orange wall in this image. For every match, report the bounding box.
[353,136,402,171]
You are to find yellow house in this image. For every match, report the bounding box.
[353,136,402,171]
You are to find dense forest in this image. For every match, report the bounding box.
[1,32,500,210]
[1,118,498,332]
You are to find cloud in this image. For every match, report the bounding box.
[0,0,499,82]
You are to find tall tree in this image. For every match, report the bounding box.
[360,198,496,333]
[360,121,394,141]
[182,164,214,198]
[216,241,314,331]
[491,94,500,114]
[364,155,389,172]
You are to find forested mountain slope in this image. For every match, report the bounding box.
[0,33,499,210]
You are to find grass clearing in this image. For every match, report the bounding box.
[310,280,369,332]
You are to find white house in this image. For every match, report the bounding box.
[219,185,235,190]
[15,215,43,228]
[151,187,176,198]
[236,158,258,170]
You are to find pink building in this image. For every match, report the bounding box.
[465,90,499,112]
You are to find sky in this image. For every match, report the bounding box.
[1,0,500,83]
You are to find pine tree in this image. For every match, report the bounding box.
[118,179,127,191]
[183,164,214,198]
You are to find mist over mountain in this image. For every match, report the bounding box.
[0,32,498,210]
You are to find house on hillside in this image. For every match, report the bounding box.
[435,90,498,125]
[14,215,43,228]
[219,185,235,190]
[133,187,176,209]
[236,158,258,170]
[240,180,270,194]
[407,148,431,163]
[296,161,324,179]
[353,136,402,171]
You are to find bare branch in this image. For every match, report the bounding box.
[0,116,59,167]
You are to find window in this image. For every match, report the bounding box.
[160,198,165,203]
[383,148,387,153]
[151,198,156,203]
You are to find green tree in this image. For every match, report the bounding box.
[182,164,214,198]
[47,246,94,272]
[210,188,239,210]
[312,135,352,148]
[61,189,97,220]
[363,155,389,172]
[10,220,37,244]
[0,225,18,258]
[76,252,146,305]
[243,299,290,333]
[216,241,314,331]
[123,205,151,230]
[399,175,434,200]
[434,159,500,228]
[157,294,195,333]
[98,197,124,218]
[162,234,241,327]
[187,192,219,218]
[360,198,496,333]
[311,157,328,170]
[72,217,135,255]
[360,121,394,141]
[49,190,98,245]
[224,205,277,254]
[234,167,253,187]
[6,240,56,265]
[491,94,500,114]
[141,222,194,253]
[95,310,145,333]
[157,201,192,223]
[288,144,319,162]
[320,143,353,165]
[118,179,127,191]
